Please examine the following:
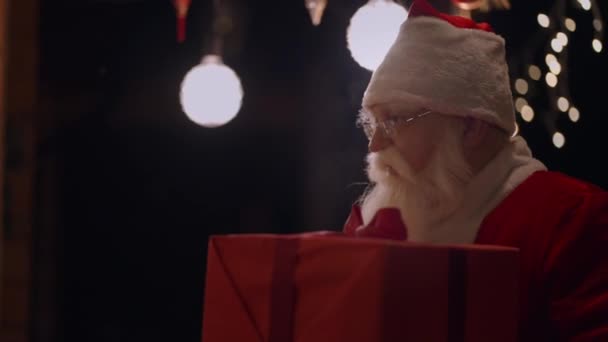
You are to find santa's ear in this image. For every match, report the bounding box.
[462,117,489,148]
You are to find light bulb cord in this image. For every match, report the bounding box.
[209,0,225,56]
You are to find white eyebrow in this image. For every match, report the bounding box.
[357,108,373,122]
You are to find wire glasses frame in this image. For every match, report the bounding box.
[357,109,433,140]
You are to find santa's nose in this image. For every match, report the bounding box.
[368,130,391,152]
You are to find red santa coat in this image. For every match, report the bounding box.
[344,171,608,341]
[476,171,608,341]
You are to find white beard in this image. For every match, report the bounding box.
[359,125,473,242]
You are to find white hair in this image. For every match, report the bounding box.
[359,119,474,242]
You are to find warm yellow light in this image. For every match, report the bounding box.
[514,79,529,95]
[179,55,243,127]
[347,0,408,71]
[546,55,561,75]
[552,132,565,148]
[557,97,569,112]
[578,0,591,11]
[565,18,576,32]
[568,107,580,122]
[537,13,550,28]
[593,19,603,32]
[528,65,541,80]
[521,105,534,122]
[557,32,568,46]
[551,39,564,53]
[515,97,528,112]
[545,73,558,87]
[592,39,603,53]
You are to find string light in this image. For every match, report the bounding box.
[551,39,564,52]
[568,107,580,122]
[521,105,535,122]
[565,18,576,32]
[556,32,568,46]
[552,132,566,148]
[557,97,569,112]
[592,39,603,53]
[577,0,591,11]
[593,19,603,32]
[511,1,603,148]
[528,65,542,80]
[515,97,528,112]
[537,13,550,28]
[545,72,558,87]
[515,79,529,95]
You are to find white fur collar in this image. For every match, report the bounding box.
[419,136,547,244]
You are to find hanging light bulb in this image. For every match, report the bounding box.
[347,0,408,71]
[180,55,243,127]
[305,0,328,26]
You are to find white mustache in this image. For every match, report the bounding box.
[366,147,415,184]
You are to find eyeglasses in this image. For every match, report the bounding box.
[356,109,433,140]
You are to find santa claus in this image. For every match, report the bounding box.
[343,0,608,340]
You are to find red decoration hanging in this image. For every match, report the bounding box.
[172,0,192,43]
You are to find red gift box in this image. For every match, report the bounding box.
[202,233,518,342]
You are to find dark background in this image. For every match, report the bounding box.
[31,0,608,341]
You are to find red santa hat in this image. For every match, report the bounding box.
[362,0,516,135]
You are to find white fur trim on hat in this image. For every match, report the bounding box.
[363,16,516,135]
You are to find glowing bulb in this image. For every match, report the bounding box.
[179,55,243,127]
[551,39,564,53]
[521,105,535,122]
[545,53,557,66]
[515,97,528,112]
[592,39,603,53]
[548,60,562,75]
[557,97,569,112]
[557,32,568,46]
[552,132,565,148]
[545,73,558,87]
[593,19,603,32]
[578,0,591,11]
[528,65,541,80]
[568,107,580,122]
[565,18,576,32]
[537,13,550,28]
[347,0,408,71]
[514,79,529,95]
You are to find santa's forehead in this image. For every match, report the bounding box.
[364,102,425,118]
